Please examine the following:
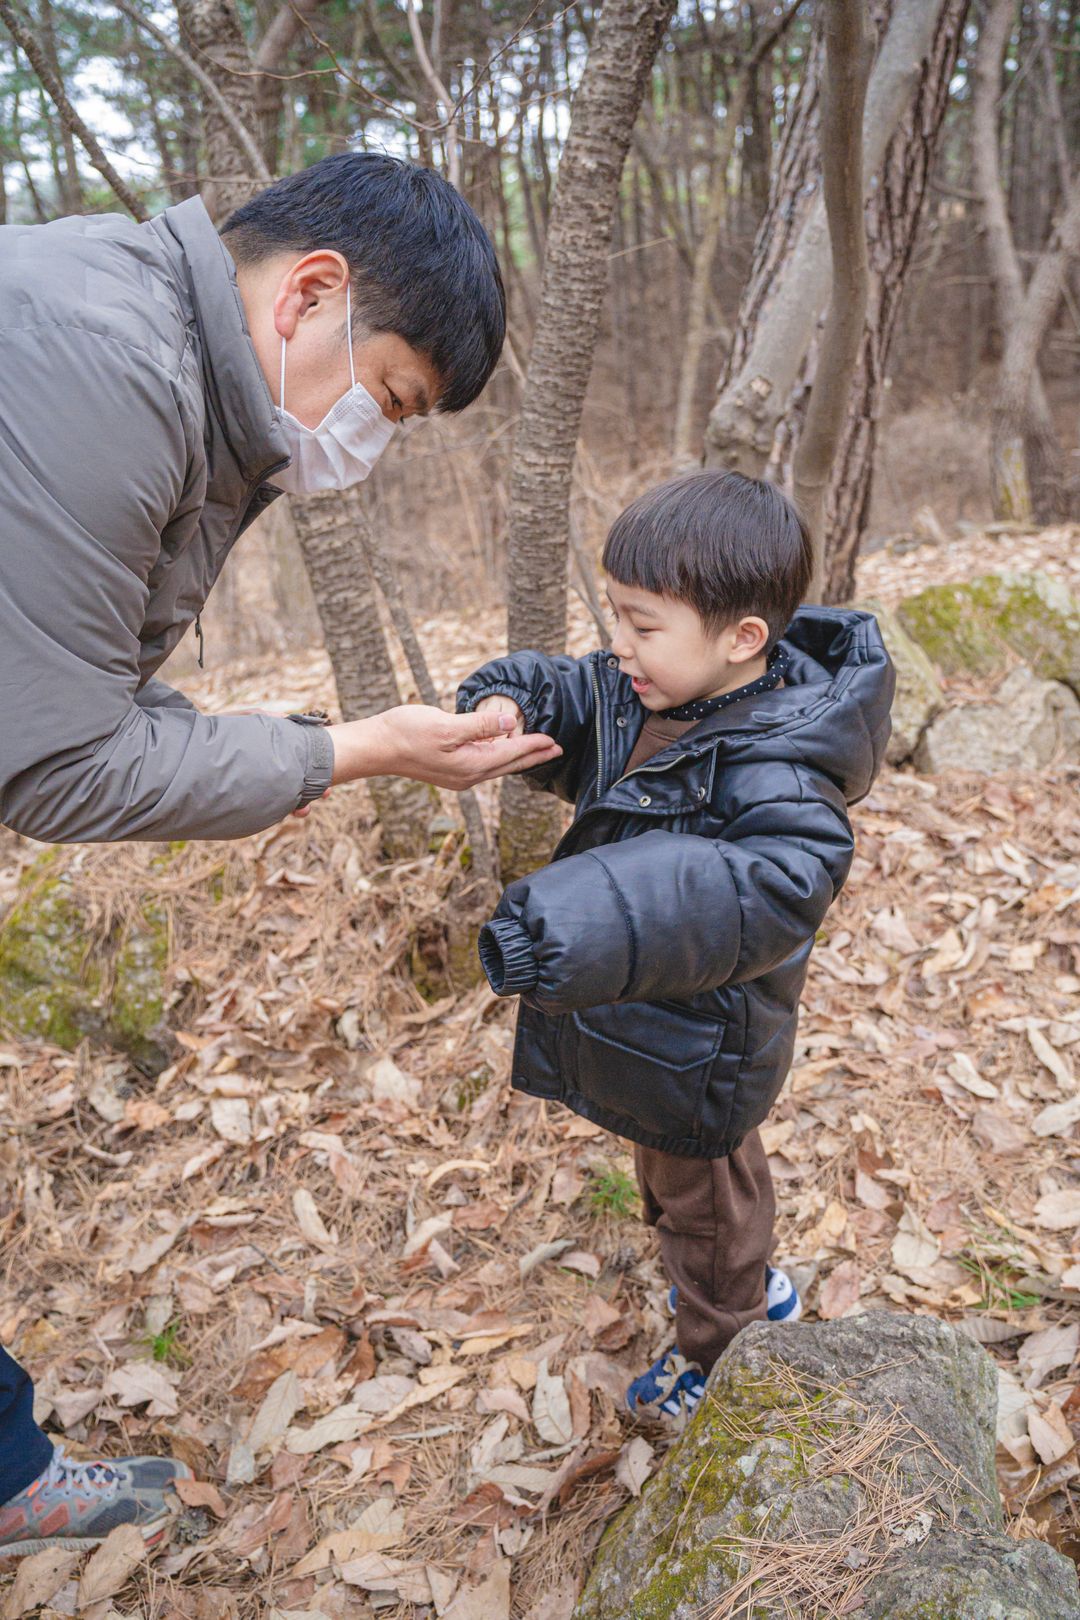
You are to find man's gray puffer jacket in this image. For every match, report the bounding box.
[459,610,894,1159]
[0,197,332,843]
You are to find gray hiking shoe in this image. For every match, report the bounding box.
[0,1445,192,1556]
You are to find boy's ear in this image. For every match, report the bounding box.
[729,615,770,663]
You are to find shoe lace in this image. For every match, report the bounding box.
[49,1446,123,1494]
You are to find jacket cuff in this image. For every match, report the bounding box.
[457,683,538,733]
[297,723,334,806]
[479,916,540,996]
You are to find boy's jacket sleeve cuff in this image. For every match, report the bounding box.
[478,916,540,996]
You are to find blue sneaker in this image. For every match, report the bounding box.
[765,1263,802,1322]
[626,1348,705,1420]
[666,1264,802,1324]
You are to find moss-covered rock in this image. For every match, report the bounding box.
[897,571,1080,693]
[574,1313,1080,1620]
[859,598,944,763]
[0,852,173,1073]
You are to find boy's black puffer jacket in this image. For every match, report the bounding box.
[457,608,894,1158]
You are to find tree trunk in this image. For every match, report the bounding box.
[289,490,434,860]
[670,0,803,472]
[820,0,969,600]
[703,0,949,480]
[175,0,263,222]
[791,0,872,599]
[991,169,1080,522]
[499,0,677,883]
[973,0,1069,525]
[252,0,328,173]
[175,0,431,859]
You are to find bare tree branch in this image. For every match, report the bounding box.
[0,0,149,219]
[113,0,271,187]
[405,0,460,188]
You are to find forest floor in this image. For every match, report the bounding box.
[1,524,1080,1620]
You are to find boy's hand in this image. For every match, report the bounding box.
[474,694,526,736]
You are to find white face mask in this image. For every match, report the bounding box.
[273,283,395,494]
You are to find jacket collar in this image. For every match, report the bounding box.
[150,196,290,486]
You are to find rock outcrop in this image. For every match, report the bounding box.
[575,1313,1079,1620]
[859,598,944,764]
[915,665,1080,774]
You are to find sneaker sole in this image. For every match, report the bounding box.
[0,1512,171,1559]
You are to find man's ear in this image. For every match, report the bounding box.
[729,615,770,663]
[273,250,349,340]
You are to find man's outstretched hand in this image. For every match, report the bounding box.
[328,704,561,791]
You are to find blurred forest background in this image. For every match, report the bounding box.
[0,0,1076,660]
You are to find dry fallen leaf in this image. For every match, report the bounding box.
[76,1524,145,1607]
[818,1259,861,1321]
[285,1405,370,1454]
[2,1546,81,1618]
[173,1477,227,1517]
[369,1055,422,1110]
[533,1359,573,1446]
[614,1435,654,1497]
[1033,1189,1080,1232]
[442,1557,511,1620]
[476,1386,531,1423]
[103,1360,180,1417]
[1031,1094,1080,1138]
[1027,1022,1075,1090]
[210,1096,252,1144]
[292,1187,335,1249]
[947,1053,998,1099]
[1028,1402,1076,1467]
[891,1206,941,1281]
[1018,1322,1080,1390]
[247,1369,301,1454]
[293,1498,406,1575]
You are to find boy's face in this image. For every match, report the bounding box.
[606,579,769,712]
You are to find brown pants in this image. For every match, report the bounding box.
[634,1130,775,1373]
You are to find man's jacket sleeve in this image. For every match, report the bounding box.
[478,772,855,1011]
[0,325,332,843]
[457,650,597,803]
[133,677,196,714]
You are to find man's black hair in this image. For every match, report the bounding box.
[601,471,812,650]
[222,152,506,413]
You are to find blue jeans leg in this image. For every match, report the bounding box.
[0,1347,54,1505]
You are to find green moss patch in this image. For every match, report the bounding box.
[897,571,1080,692]
[0,851,173,1072]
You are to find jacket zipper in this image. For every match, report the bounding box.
[590,660,606,797]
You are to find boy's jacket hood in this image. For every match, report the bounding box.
[614,606,894,806]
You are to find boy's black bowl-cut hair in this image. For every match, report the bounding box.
[222,152,506,414]
[601,470,813,651]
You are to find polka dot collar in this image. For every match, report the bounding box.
[657,644,790,722]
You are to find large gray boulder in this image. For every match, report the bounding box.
[897,570,1080,695]
[859,598,944,763]
[915,665,1080,775]
[575,1313,1079,1620]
